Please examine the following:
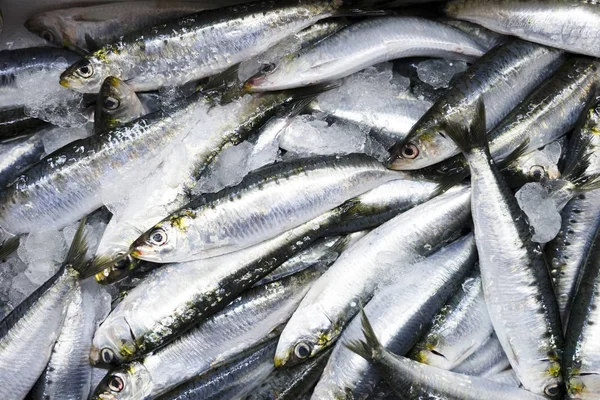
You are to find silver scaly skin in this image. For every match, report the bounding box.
[410,272,494,371]
[30,280,103,400]
[244,17,486,91]
[452,333,510,377]
[156,340,277,400]
[546,100,600,327]
[130,154,401,263]
[60,0,364,93]
[0,130,45,187]
[95,76,147,134]
[312,235,477,399]
[443,101,563,398]
[92,175,434,364]
[0,221,91,399]
[346,311,546,400]
[274,185,472,367]
[92,269,322,400]
[25,1,230,55]
[388,40,564,170]
[442,18,509,51]
[563,236,600,399]
[445,0,600,58]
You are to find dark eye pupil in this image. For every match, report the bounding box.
[403,146,414,156]
[43,32,52,41]
[298,345,309,357]
[152,233,163,242]
[80,66,89,74]
[109,377,123,392]
[261,63,275,73]
[104,97,118,109]
[102,350,112,362]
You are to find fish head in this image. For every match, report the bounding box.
[98,76,143,125]
[60,54,114,93]
[130,221,180,263]
[244,54,313,92]
[91,361,152,400]
[274,305,336,367]
[91,316,138,366]
[25,13,65,48]
[388,119,460,170]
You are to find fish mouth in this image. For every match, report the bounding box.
[59,78,71,88]
[243,76,264,92]
[90,345,101,365]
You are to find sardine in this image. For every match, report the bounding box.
[25,1,231,55]
[274,186,471,366]
[94,76,147,134]
[410,272,493,371]
[452,333,511,377]
[446,0,600,58]
[563,235,600,399]
[346,310,546,400]
[312,235,477,399]
[442,101,563,398]
[244,17,486,91]
[59,0,383,93]
[0,220,98,399]
[157,340,277,400]
[389,40,564,170]
[130,154,401,263]
[0,107,47,141]
[91,268,322,400]
[442,18,509,51]
[547,100,600,327]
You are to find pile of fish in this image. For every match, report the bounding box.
[1,0,600,399]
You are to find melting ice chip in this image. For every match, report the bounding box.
[515,182,562,243]
[417,59,468,89]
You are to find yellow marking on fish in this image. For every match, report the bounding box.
[414,350,429,364]
[169,215,188,232]
[120,341,137,357]
[591,126,600,136]
[547,361,561,377]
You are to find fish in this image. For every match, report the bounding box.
[0,107,47,141]
[388,40,564,170]
[451,333,511,377]
[274,185,471,367]
[346,309,546,400]
[502,138,566,188]
[410,272,493,371]
[156,340,277,400]
[547,100,600,327]
[94,76,148,134]
[563,235,600,399]
[312,234,477,399]
[91,268,322,400]
[0,130,46,187]
[59,0,386,93]
[0,219,99,399]
[29,280,106,400]
[442,18,509,51]
[0,47,81,109]
[246,349,332,400]
[25,1,231,55]
[441,100,564,398]
[445,0,600,58]
[130,154,401,264]
[243,16,486,91]
[92,175,435,364]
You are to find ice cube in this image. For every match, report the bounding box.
[515,182,562,243]
[416,59,468,89]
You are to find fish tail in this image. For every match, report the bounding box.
[441,98,488,156]
[65,217,103,280]
[433,170,470,196]
[344,307,383,363]
[0,235,20,260]
[562,134,600,192]
[498,139,531,170]
[568,172,600,193]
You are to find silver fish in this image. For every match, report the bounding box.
[0,220,96,399]
[442,100,563,398]
[274,186,471,366]
[446,0,600,58]
[91,268,322,400]
[442,18,509,50]
[130,154,401,263]
[346,310,545,400]
[157,340,277,400]
[94,76,147,134]
[0,106,47,141]
[389,40,564,170]
[59,1,379,93]
[312,235,477,399]
[452,333,511,377]
[244,16,485,91]
[410,272,493,371]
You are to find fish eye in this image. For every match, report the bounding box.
[76,62,94,78]
[148,228,168,246]
[544,383,560,397]
[529,165,546,182]
[41,30,55,43]
[101,348,115,364]
[107,375,124,393]
[293,342,311,359]
[103,96,120,111]
[401,143,419,159]
[260,63,276,74]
